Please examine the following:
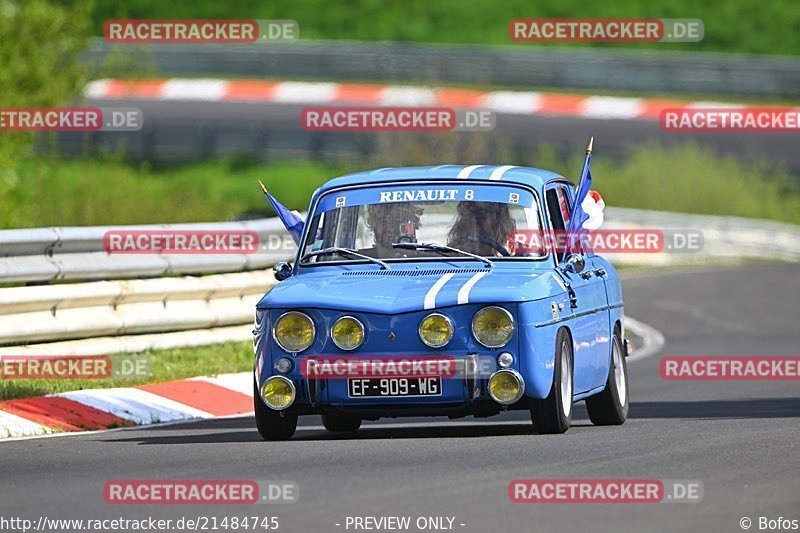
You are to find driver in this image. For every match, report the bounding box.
[365,203,423,258]
[447,201,516,257]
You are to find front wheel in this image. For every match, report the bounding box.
[585,327,629,425]
[322,413,362,433]
[254,381,297,441]
[530,328,573,434]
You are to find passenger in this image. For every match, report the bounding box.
[447,201,516,257]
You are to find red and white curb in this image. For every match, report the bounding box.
[0,372,251,440]
[84,78,743,122]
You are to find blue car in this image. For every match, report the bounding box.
[253,165,629,440]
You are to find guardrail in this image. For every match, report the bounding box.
[1,210,798,353]
[86,39,800,99]
[0,218,289,284]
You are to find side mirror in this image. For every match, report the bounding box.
[273,261,293,281]
[559,253,586,275]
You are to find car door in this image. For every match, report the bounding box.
[545,183,608,394]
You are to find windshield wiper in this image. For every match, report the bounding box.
[301,247,390,270]
[392,242,493,268]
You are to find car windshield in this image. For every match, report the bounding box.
[300,183,546,265]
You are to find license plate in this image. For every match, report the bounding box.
[347,377,442,398]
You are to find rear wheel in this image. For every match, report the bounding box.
[585,327,629,425]
[254,381,297,441]
[531,328,573,434]
[322,413,362,433]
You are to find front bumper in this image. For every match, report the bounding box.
[257,355,530,418]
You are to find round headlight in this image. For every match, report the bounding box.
[419,313,454,348]
[273,311,315,353]
[260,376,296,410]
[488,370,524,405]
[498,352,514,368]
[472,306,514,348]
[274,357,293,374]
[331,316,365,351]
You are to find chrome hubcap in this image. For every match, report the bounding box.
[613,337,627,406]
[560,340,573,417]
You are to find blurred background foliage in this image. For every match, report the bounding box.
[82,0,800,55]
[2,0,799,229]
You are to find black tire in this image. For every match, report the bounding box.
[531,328,573,434]
[254,381,297,441]
[586,326,629,425]
[321,413,362,433]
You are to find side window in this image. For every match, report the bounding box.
[546,186,573,257]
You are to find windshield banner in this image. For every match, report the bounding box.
[316,184,535,212]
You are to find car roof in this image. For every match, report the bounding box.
[317,165,569,193]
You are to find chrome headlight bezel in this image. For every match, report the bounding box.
[488,369,525,405]
[331,315,365,351]
[472,306,515,348]
[272,311,315,353]
[418,312,455,348]
[260,375,297,410]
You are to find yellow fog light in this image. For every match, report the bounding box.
[472,306,514,348]
[488,370,524,405]
[260,376,296,410]
[331,316,365,351]
[273,311,315,353]
[419,313,454,348]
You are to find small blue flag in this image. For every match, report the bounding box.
[259,180,305,245]
[565,137,594,256]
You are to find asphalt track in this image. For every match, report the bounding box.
[73,100,800,173]
[1,263,798,532]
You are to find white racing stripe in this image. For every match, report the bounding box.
[423,273,456,310]
[489,165,517,180]
[456,165,484,179]
[457,272,488,305]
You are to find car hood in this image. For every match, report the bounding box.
[258,267,567,314]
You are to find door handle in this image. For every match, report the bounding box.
[593,268,606,277]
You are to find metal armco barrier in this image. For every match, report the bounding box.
[86,39,800,99]
[0,218,290,284]
[0,210,798,350]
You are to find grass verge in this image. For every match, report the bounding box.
[0,341,252,402]
[2,142,799,228]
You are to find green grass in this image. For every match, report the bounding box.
[0,341,252,401]
[533,143,800,224]
[0,156,351,228]
[82,0,800,56]
[2,142,798,229]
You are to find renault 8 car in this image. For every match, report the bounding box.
[253,165,628,440]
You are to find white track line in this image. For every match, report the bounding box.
[624,315,666,362]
